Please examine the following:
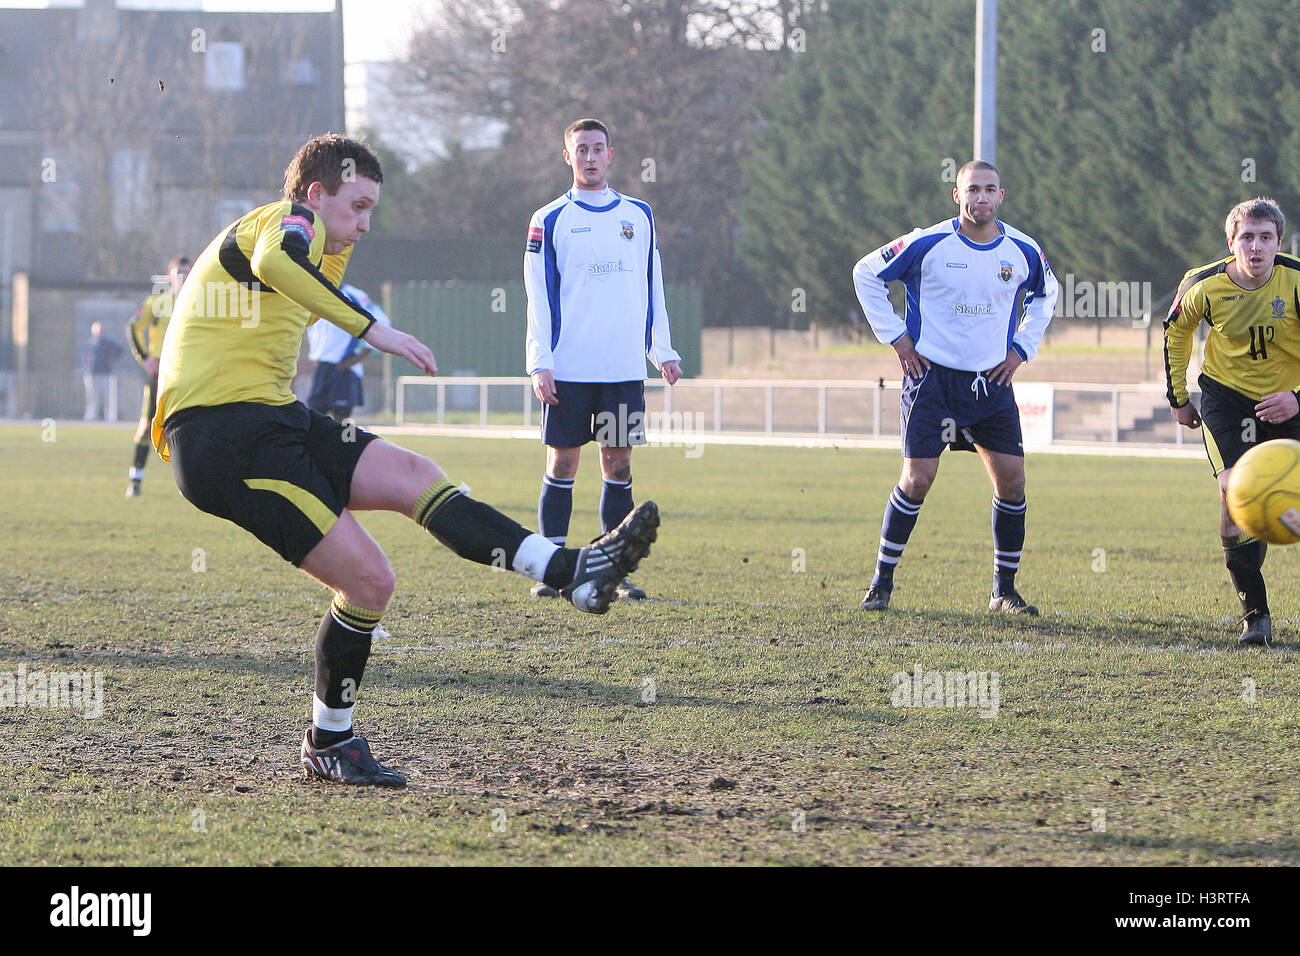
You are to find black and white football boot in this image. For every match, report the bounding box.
[561,501,659,614]
[300,731,406,788]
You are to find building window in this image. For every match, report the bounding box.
[205,42,245,91]
[214,199,255,233]
[40,153,79,233]
[111,149,150,235]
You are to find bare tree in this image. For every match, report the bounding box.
[387,0,818,286]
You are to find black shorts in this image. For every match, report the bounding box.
[541,380,647,448]
[1198,374,1300,475]
[163,401,378,565]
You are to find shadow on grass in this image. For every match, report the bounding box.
[391,664,905,726]
[1074,830,1300,865]
[0,647,904,727]
[851,606,1287,652]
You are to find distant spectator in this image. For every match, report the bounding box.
[83,322,123,420]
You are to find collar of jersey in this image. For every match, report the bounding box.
[568,188,621,213]
[950,218,1006,250]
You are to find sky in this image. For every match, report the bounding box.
[0,0,433,63]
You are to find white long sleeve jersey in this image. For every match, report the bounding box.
[852,218,1059,371]
[524,188,681,382]
[306,283,392,378]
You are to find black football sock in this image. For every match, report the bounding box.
[1222,532,1268,616]
[311,595,380,749]
[131,440,150,471]
[413,478,531,566]
[542,548,578,591]
[413,477,578,588]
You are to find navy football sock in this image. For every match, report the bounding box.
[871,486,923,589]
[600,477,634,533]
[991,496,1027,597]
[538,473,574,545]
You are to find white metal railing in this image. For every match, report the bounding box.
[394,376,1196,447]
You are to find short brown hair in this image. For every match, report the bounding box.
[282,133,383,202]
[956,160,999,183]
[167,254,191,272]
[564,118,610,149]
[1225,197,1285,244]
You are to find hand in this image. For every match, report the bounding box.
[891,334,931,379]
[987,349,1023,386]
[532,369,558,406]
[1255,391,1299,424]
[1171,402,1201,429]
[661,360,682,385]
[143,357,160,377]
[363,323,437,375]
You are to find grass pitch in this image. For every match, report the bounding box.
[1,423,1296,866]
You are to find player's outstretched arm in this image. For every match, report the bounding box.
[363,323,437,376]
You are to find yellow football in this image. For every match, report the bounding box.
[1226,439,1300,544]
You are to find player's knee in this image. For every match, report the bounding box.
[349,559,396,610]
[900,466,936,499]
[548,448,580,479]
[601,456,631,483]
[998,478,1026,502]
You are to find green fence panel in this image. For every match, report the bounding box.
[384,281,701,379]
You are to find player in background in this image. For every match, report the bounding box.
[305,283,392,422]
[853,160,1058,614]
[125,255,190,497]
[524,118,682,602]
[1164,197,1300,647]
[153,134,659,788]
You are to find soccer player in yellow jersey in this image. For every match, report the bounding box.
[153,134,659,786]
[1164,197,1300,647]
[125,254,190,497]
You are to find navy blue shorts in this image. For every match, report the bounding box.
[541,380,646,448]
[900,363,1024,459]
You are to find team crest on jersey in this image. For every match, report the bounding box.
[998,260,1014,282]
[1273,296,1286,320]
[620,220,635,241]
[281,214,314,243]
[880,239,905,263]
[526,225,543,254]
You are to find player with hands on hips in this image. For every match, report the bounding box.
[852,160,1058,616]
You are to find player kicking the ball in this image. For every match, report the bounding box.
[1165,197,1300,647]
[852,161,1058,615]
[152,134,659,787]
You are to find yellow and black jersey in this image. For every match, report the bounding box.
[126,292,172,363]
[152,200,376,460]
[1164,254,1300,406]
